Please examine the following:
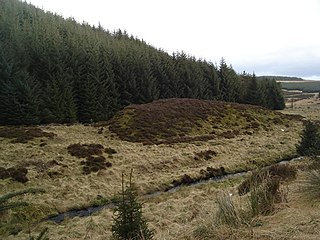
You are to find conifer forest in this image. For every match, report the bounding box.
[0,0,285,125]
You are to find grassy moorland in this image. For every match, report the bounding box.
[1,97,320,239]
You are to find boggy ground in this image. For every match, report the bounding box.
[0,97,319,239]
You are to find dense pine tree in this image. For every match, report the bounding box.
[0,71,41,125]
[297,121,320,156]
[218,59,242,102]
[264,79,285,110]
[244,73,261,105]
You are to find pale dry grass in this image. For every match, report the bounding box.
[3,163,320,240]
[0,121,301,211]
[2,96,320,239]
[282,94,320,121]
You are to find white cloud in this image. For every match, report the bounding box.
[26,0,320,79]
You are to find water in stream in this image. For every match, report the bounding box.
[46,156,304,223]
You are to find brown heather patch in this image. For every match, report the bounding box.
[81,156,112,174]
[217,130,239,139]
[194,150,217,161]
[67,143,104,158]
[108,98,300,144]
[18,159,60,173]
[66,143,113,174]
[0,166,28,183]
[170,166,227,188]
[268,163,298,180]
[200,166,227,180]
[105,147,117,155]
[0,126,56,143]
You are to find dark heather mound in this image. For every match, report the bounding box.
[0,126,56,143]
[108,98,302,145]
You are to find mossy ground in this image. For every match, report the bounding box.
[1,97,319,239]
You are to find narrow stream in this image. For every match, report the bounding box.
[46,156,304,224]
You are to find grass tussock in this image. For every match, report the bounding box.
[215,193,244,227]
[308,157,320,170]
[303,170,320,200]
[238,163,297,195]
[248,175,281,216]
[268,163,297,180]
[18,159,59,173]
[195,173,285,239]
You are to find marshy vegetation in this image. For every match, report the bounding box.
[1,96,320,239]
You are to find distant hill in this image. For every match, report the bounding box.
[280,81,320,92]
[257,76,305,81]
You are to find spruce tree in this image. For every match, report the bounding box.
[0,71,41,125]
[297,121,320,156]
[265,80,285,110]
[244,74,261,105]
[112,172,153,240]
[218,58,241,102]
[199,60,221,100]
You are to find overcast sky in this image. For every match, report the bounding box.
[26,0,320,80]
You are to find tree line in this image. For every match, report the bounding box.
[0,0,285,125]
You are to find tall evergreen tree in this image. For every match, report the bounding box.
[218,58,241,102]
[198,60,221,100]
[297,121,320,156]
[265,79,285,110]
[0,71,41,125]
[133,50,159,103]
[244,73,261,105]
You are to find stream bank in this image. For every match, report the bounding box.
[46,156,304,224]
